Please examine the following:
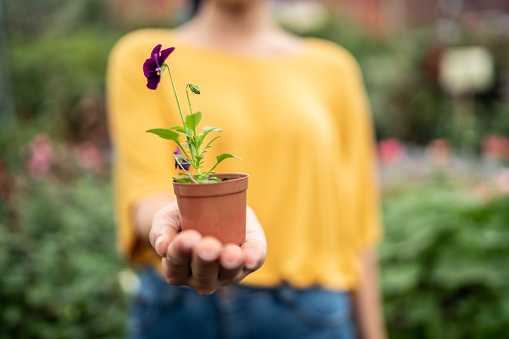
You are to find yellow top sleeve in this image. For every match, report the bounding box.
[107,29,382,290]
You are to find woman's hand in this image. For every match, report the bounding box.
[148,201,267,295]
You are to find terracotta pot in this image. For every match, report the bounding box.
[173,173,248,245]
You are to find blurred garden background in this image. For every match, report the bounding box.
[1,0,509,337]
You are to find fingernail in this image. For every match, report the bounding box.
[199,249,217,262]
[181,238,194,251]
[222,257,238,270]
[154,236,164,257]
[245,259,258,270]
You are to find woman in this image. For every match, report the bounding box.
[107,0,386,338]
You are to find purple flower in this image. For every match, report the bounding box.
[143,44,175,90]
[173,147,191,171]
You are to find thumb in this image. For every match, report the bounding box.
[149,201,181,257]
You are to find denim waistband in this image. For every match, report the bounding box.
[137,266,351,302]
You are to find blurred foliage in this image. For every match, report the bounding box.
[1,2,143,337]
[309,15,509,150]
[0,175,127,338]
[10,28,120,126]
[5,0,109,40]
[1,0,120,172]
[381,179,509,338]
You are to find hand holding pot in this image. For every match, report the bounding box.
[150,201,267,296]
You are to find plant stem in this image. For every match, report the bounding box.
[204,161,220,177]
[185,86,201,175]
[186,86,194,116]
[163,64,198,171]
[163,64,186,129]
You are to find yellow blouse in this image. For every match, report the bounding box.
[107,29,382,290]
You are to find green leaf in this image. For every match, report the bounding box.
[197,177,221,183]
[146,129,179,142]
[204,135,221,150]
[202,126,223,132]
[199,127,222,144]
[170,126,193,135]
[185,112,202,132]
[216,153,242,164]
[173,154,188,161]
[180,142,190,150]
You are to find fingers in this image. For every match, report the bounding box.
[243,206,267,272]
[162,229,201,286]
[218,244,244,282]
[149,201,181,257]
[162,234,264,294]
[241,240,266,272]
[190,236,222,295]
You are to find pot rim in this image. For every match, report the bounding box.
[172,173,249,197]
[172,172,249,186]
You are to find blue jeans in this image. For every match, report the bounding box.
[128,268,357,339]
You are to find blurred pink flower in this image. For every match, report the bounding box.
[72,141,105,175]
[494,169,509,194]
[378,138,405,165]
[474,183,492,204]
[27,133,55,180]
[482,135,509,161]
[426,138,451,165]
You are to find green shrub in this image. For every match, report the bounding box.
[10,28,120,122]
[381,180,509,338]
[0,175,127,339]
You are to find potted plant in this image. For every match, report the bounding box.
[142,44,247,245]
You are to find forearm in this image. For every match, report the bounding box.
[132,193,176,240]
[353,247,387,339]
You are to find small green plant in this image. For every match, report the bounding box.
[142,44,240,184]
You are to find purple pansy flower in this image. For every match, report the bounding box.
[143,44,175,90]
[173,147,191,171]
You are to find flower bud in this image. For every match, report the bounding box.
[188,83,201,95]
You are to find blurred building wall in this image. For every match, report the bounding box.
[330,0,509,34]
[106,0,187,26]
